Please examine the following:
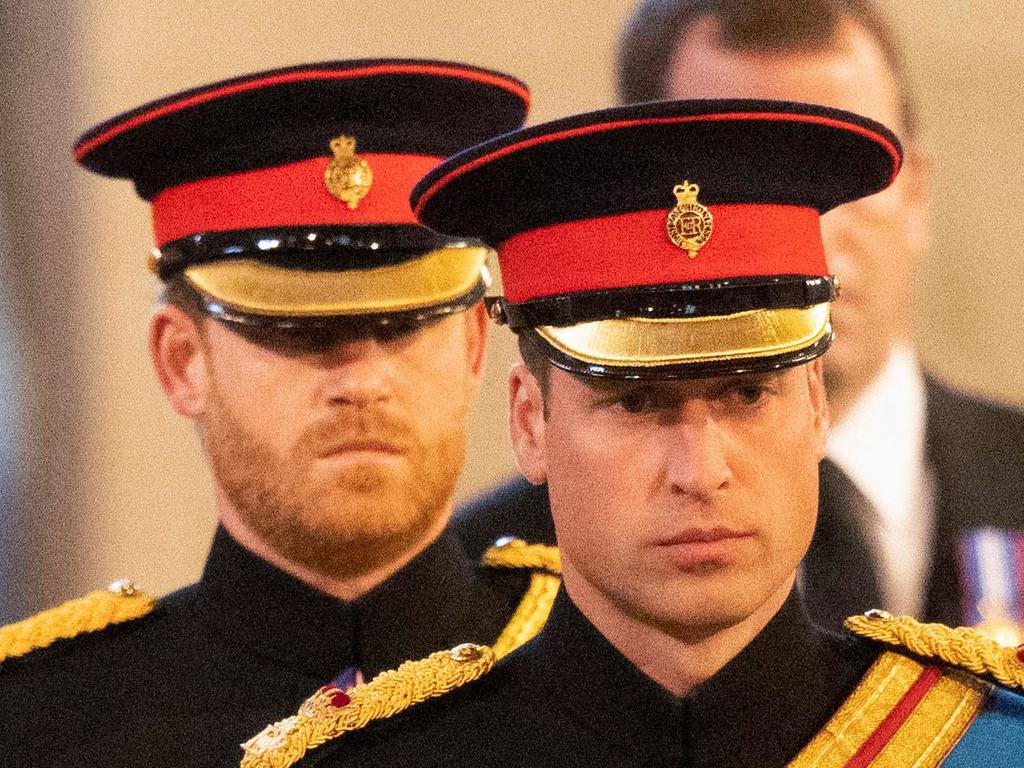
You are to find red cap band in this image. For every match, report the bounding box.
[499,204,825,303]
[151,153,441,246]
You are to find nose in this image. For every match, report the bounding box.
[663,405,733,501]
[316,336,396,406]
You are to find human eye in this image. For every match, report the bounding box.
[734,382,767,405]
[226,322,355,357]
[616,386,657,414]
[603,384,682,416]
[372,318,424,344]
[720,375,778,409]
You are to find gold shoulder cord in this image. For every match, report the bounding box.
[0,581,154,664]
[845,609,1024,691]
[481,538,562,658]
[240,644,495,768]
[240,540,560,767]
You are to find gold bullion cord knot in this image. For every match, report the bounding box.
[240,643,496,768]
[846,609,1024,691]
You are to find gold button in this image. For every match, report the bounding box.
[864,609,893,621]
[109,579,140,598]
[493,536,524,550]
[450,643,484,663]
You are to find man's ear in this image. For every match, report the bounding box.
[901,141,930,258]
[462,301,489,395]
[150,305,210,418]
[508,363,548,484]
[806,358,830,460]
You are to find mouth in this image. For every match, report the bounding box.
[654,527,755,569]
[318,440,405,459]
[656,526,752,545]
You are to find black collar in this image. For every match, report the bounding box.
[523,588,876,766]
[196,526,513,682]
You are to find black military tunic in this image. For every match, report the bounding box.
[0,526,534,767]
[453,476,556,561]
[300,588,879,768]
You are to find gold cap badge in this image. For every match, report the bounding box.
[324,135,373,210]
[666,181,714,258]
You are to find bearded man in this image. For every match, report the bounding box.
[0,61,559,767]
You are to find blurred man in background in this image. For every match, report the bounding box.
[615,0,1024,633]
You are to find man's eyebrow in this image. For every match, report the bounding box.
[726,369,786,385]
[576,376,647,394]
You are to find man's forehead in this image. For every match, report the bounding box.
[667,15,903,132]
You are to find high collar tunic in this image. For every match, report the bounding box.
[0,526,533,767]
[304,588,878,768]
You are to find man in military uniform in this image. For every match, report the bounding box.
[0,61,560,767]
[246,99,1024,767]
[615,0,1024,638]
[462,0,1024,637]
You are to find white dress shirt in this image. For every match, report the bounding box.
[826,345,935,618]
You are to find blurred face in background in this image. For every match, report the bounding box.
[665,15,929,417]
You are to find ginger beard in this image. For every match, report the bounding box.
[202,379,466,580]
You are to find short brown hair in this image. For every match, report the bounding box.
[161,277,207,326]
[617,0,919,137]
[517,330,552,397]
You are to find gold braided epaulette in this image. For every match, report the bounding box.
[845,609,1024,691]
[240,643,496,768]
[0,580,155,664]
[481,537,561,575]
[482,538,561,658]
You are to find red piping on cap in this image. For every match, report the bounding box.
[499,204,825,303]
[75,64,530,163]
[415,111,902,216]
[151,153,440,246]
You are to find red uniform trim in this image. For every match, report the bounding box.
[75,64,529,162]
[498,204,825,303]
[414,111,902,215]
[151,153,440,245]
[843,666,943,768]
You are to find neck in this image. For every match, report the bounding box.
[825,382,861,427]
[215,487,451,601]
[565,570,796,696]
[827,343,914,427]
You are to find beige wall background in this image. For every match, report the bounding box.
[2,1,1022,619]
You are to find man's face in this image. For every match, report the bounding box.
[512,361,828,638]
[194,309,485,580]
[666,17,929,409]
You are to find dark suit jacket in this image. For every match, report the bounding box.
[455,374,1024,628]
[919,374,1024,625]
